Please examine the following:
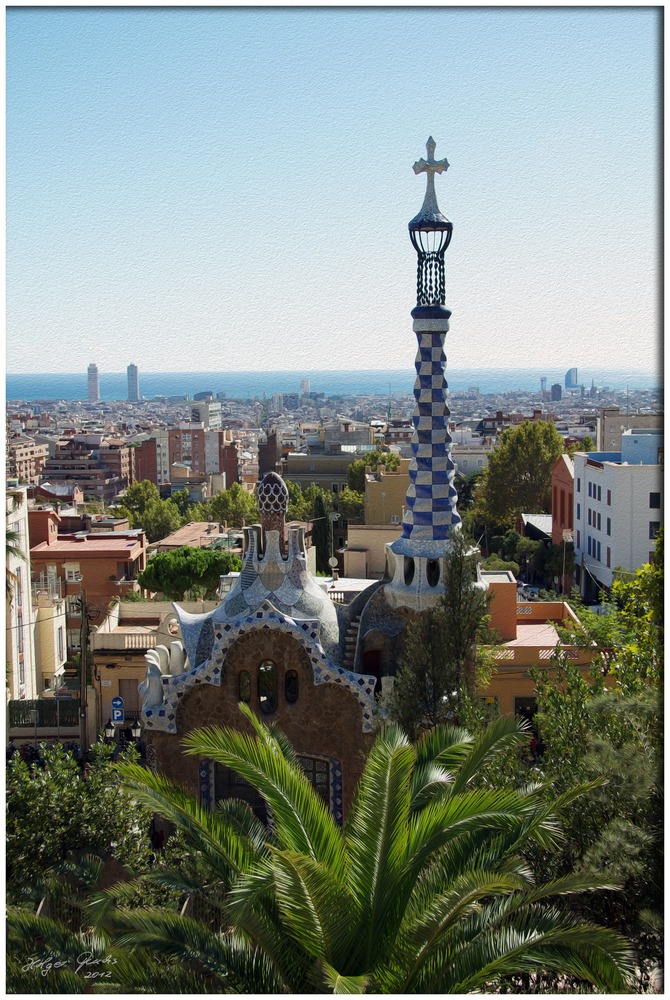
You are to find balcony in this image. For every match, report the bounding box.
[91,632,158,651]
[9,698,81,729]
[32,576,63,602]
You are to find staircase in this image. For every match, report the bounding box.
[342,615,361,672]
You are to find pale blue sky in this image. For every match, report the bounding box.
[7,6,661,375]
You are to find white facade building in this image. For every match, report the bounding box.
[191,400,222,430]
[6,485,38,700]
[127,363,140,402]
[87,363,100,402]
[573,429,663,599]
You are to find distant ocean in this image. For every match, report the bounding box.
[5,368,661,403]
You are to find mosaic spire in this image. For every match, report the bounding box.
[395,138,460,557]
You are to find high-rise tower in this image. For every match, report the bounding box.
[127,363,140,402]
[87,363,100,402]
[383,138,464,609]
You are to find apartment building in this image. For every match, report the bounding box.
[6,436,50,484]
[573,429,663,599]
[29,512,149,651]
[32,580,68,694]
[133,426,239,486]
[6,485,38,700]
[282,451,359,494]
[40,435,134,503]
[597,405,663,451]
[364,460,410,526]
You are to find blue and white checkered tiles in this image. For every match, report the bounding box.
[401,331,461,542]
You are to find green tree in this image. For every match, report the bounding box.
[347,451,400,493]
[103,707,633,993]
[534,540,575,588]
[524,541,663,986]
[6,742,150,897]
[454,470,482,512]
[336,485,365,523]
[482,553,520,577]
[311,491,331,574]
[141,499,184,543]
[478,421,565,528]
[209,483,259,527]
[119,480,161,522]
[138,546,242,600]
[302,482,333,518]
[170,488,192,518]
[284,479,311,521]
[566,434,596,457]
[387,533,494,738]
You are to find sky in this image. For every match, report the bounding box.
[6,5,661,376]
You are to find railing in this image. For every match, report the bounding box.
[91,633,158,651]
[493,647,592,667]
[32,576,63,600]
[515,602,568,622]
[9,699,81,728]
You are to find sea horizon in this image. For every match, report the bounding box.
[6,367,661,403]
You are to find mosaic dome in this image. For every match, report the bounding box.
[257,471,289,515]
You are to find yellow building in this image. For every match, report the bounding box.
[364,459,411,525]
[342,525,400,579]
[90,600,218,730]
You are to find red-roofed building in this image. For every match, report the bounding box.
[30,528,148,652]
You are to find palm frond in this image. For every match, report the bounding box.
[441,904,635,994]
[181,718,346,872]
[321,959,370,993]
[445,714,529,793]
[109,907,288,992]
[269,846,358,967]
[117,761,265,884]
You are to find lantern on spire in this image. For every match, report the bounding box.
[408,137,452,309]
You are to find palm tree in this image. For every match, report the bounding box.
[103,707,633,993]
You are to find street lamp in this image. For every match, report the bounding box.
[131,719,142,740]
[104,720,115,741]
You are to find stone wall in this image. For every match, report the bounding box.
[149,627,374,817]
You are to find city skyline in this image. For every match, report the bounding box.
[7,7,661,376]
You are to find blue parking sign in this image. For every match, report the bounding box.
[112,707,125,724]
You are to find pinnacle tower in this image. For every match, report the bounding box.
[383,138,462,609]
[395,139,460,551]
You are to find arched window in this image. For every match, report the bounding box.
[426,559,440,587]
[238,670,251,703]
[404,556,415,586]
[298,755,330,805]
[258,660,277,714]
[285,669,299,704]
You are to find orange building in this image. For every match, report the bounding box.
[30,518,148,651]
[480,569,592,722]
[551,454,574,545]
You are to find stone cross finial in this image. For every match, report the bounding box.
[412,136,449,221]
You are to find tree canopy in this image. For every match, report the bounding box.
[208,482,259,527]
[311,491,331,574]
[387,531,494,738]
[141,499,184,542]
[98,706,634,994]
[6,741,150,897]
[347,451,400,493]
[137,546,242,600]
[477,420,565,528]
